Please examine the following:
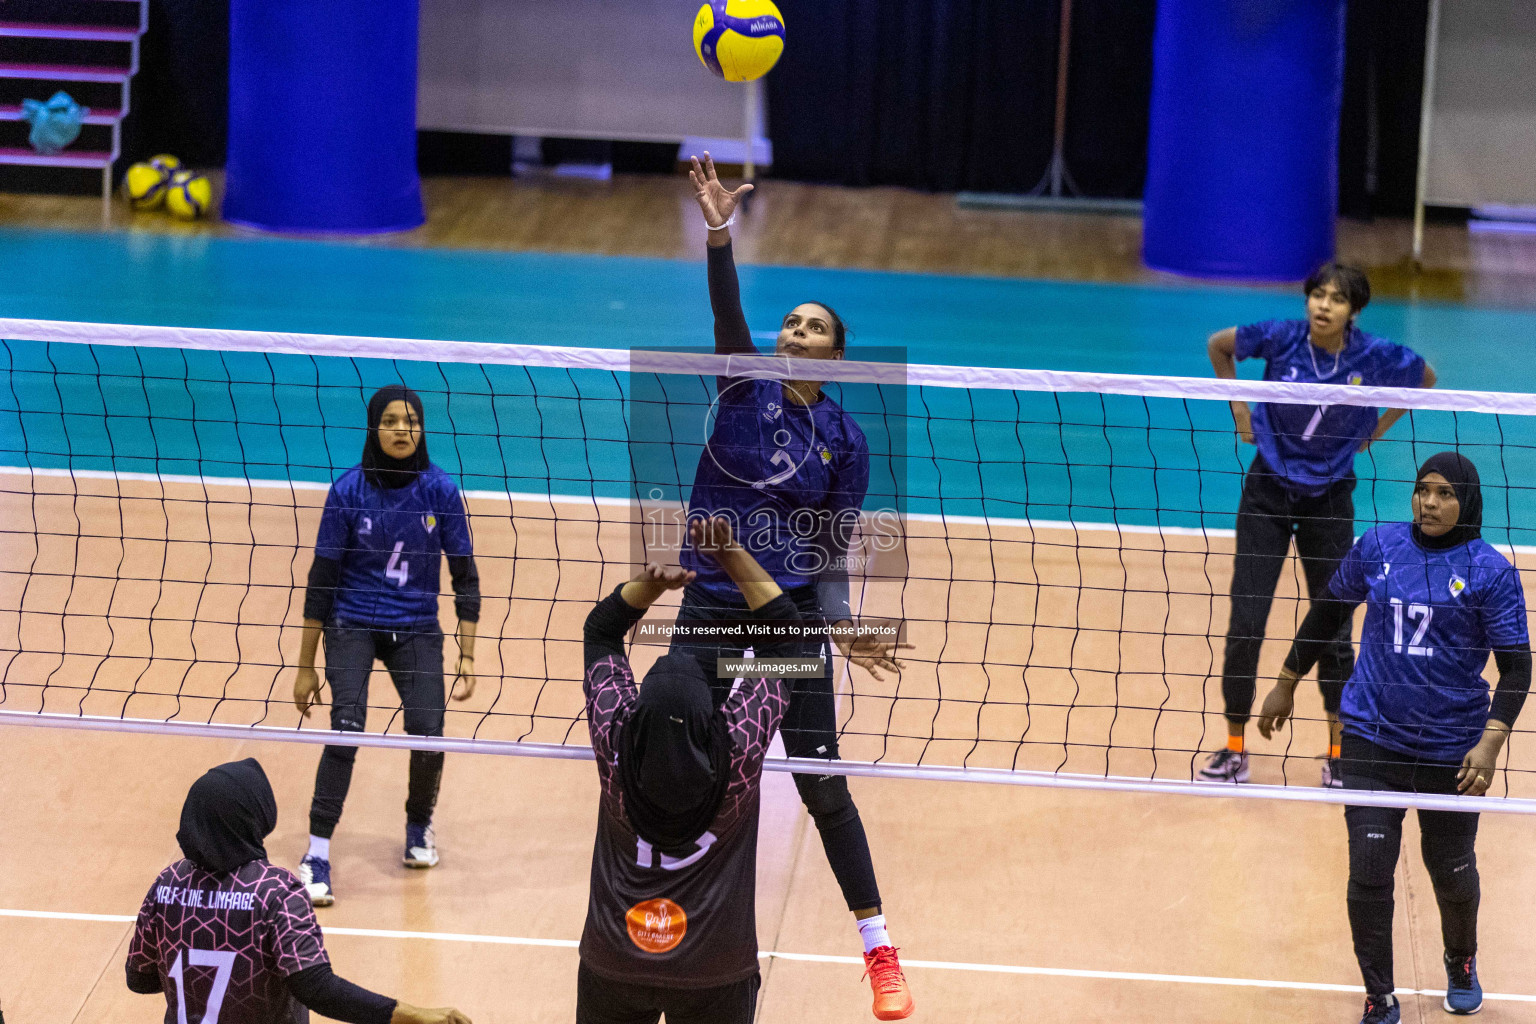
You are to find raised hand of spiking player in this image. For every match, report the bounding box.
[689,152,753,229]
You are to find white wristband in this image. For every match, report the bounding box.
[705,212,737,231]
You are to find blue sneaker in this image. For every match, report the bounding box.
[1444,954,1483,1014]
[404,823,439,868]
[1360,994,1399,1024]
[297,854,333,907]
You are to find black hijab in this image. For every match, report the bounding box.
[616,654,733,854]
[361,385,429,490]
[176,758,278,875]
[1413,451,1483,550]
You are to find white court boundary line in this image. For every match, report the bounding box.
[4,315,1536,415]
[1,712,1532,816]
[2,908,1531,1002]
[15,463,1536,553]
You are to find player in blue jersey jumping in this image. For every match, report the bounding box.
[291,385,481,907]
[1202,264,1436,786]
[673,154,914,1021]
[1257,452,1531,1024]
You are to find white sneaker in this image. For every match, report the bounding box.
[1197,749,1250,783]
[298,854,334,907]
[404,823,439,868]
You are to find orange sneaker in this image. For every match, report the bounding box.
[862,945,915,1020]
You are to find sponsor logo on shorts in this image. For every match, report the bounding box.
[626,897,687,953]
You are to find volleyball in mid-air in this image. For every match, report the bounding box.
[693,0,784,82]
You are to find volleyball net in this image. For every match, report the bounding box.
[3,318,1536,812]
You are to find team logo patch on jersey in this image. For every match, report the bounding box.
[763,400,783,421]
[626,897,687,953]
[819,445,831,464]
[1348,372,1363,385]
[422,514,437,533]
[1449,575,1466,597]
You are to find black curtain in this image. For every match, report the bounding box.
[765,0,1155,196]
[124,0,230,167]
[1338,0,1429,219]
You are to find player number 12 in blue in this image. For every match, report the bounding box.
[1389,596,1434,657]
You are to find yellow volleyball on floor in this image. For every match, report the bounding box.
[149,153,181,175]
[122,161,169,210]
[693,0,784,82]
[164,170,213,220]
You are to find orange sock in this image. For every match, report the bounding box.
[1227,734,1244,753]
[1330,743,1341,759]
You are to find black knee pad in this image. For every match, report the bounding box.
[794,772,859,832]
[1421,832,1479,904]
[330,706,367,734]
[403,708,445,737]
[1346,811,1402,897]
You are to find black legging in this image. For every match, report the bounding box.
[671,583,881,912]
[308,623,446,839]
[1341,733,1481,997]
[1222,456,1356,725]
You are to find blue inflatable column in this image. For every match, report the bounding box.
[1143,1,1347,280]
[224,0,424,234]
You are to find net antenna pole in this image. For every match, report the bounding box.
[1411,0,1443,270]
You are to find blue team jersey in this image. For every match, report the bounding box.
[1329,522,1529,762]
[683,374,870,598]
[1236,319,1425,494]
[313,465,474,629]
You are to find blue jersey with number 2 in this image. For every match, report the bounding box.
[1236,319,1424,494]
[313,465,474,629]
[1329,522,1528,762]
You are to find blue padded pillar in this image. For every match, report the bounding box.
[224,0,424,234]
[1142,0,1347,280]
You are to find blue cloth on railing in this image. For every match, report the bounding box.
[22,92,90,155]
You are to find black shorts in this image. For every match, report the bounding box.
[576,961,759,1024]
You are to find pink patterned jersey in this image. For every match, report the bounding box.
[578,588,794,988]
[127,858,330,1024]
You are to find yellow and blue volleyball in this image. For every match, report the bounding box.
[149,153,181,175]
[122,161,169,210]
[164,169,213,220]
[693,0,784,82]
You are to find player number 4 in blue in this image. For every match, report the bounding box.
[166,947,237,1024]
[386,540,409,587]
[1390,596,1434,656]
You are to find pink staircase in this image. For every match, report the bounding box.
[0,0,147,221]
